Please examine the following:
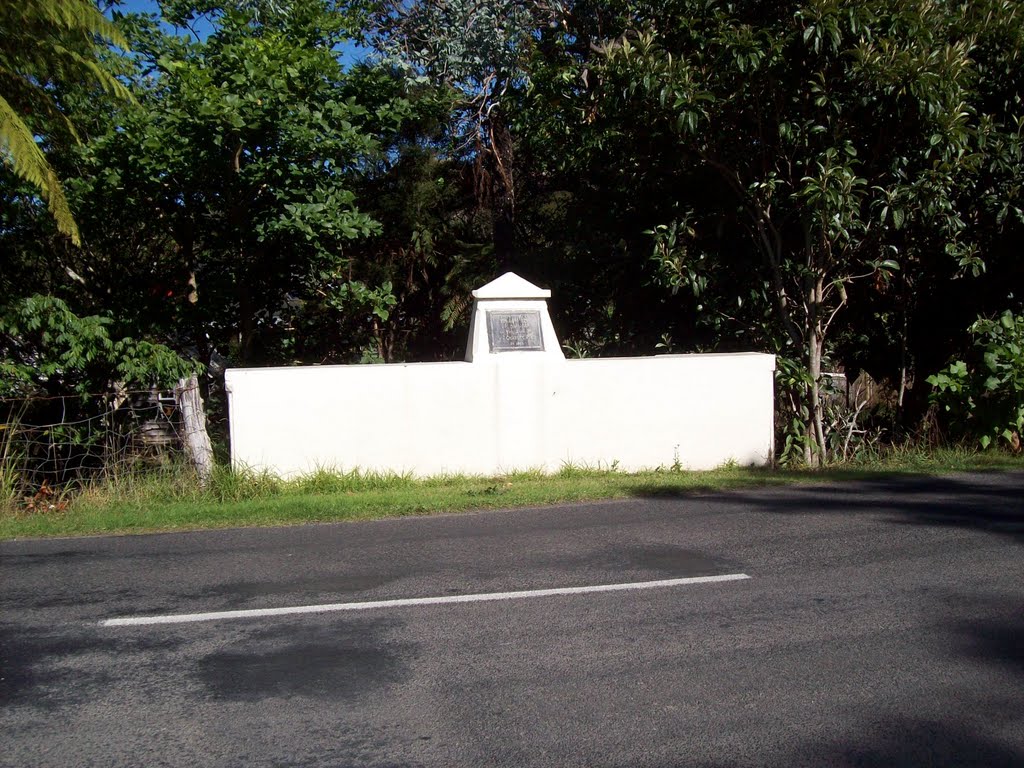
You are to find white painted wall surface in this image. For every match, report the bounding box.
[225,352,776,477]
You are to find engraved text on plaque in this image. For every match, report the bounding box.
[486,310,544,352]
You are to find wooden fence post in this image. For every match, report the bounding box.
[175,374,215,486]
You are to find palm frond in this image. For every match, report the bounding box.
[0,94,81,245]
[2,0,129,51]
[49,43,133,101]
[0,0,133,244]
[0,68,80,143]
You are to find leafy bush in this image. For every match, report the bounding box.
[927,311,1024,449]
[0,295,197,397]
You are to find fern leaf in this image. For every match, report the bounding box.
[0,94,80,245]
[0,0,133,244]
[3,0,129,51]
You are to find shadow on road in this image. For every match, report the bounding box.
[196,618,412,702]
[631,471,1024,541]
[692,597,1024,768]
[637,471,1024,768]
[0,626,138,709]
[952,599,1024,676]
[749,719,1024,768]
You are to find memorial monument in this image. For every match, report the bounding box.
[463,272,564,361]
[226,273,777,476]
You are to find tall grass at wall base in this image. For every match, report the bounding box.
[823,441,1021,472]
[1,445,1022,540]
[69,463,420,508]
[0,430,21,510]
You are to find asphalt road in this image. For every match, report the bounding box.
[2,471,1023,767]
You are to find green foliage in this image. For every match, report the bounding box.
[521,0,1024,463]
[332,280,397,322]
[0,411,24,507]
[315,72,496,362]
[928,311,1024,449]
[0,295,197,397]
[1,0,1022,467]
[371,0,561,263]
[0,0,132,244]
[775,356,814,466]
[373,0,553,87]
[52,0,414,367]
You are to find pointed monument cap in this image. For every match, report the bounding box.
[464,271,563,362]
[472,272,551,300]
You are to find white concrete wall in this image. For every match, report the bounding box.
[225,353,776,477]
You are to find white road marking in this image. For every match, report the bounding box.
[100,573,751,627]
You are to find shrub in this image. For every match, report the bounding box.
[927,310,1024,450]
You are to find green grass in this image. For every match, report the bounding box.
[1,446,1021,540]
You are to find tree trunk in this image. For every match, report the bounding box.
[806,276,827,467]
[807,334,824,467]
[238,280,255,364]
[176,374,214,486]
[896,307,909,431]
[487,109,516,272]
[493,200,515,271]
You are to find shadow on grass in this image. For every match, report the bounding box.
[626,465,899,498]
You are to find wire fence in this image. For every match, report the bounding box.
[1,387,203,504]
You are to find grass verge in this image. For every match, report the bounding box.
[1,446,1021,540]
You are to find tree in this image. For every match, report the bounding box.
[69,0,404,367]
[0,0,131,244]
[339,64,497,361]
[370,0,562,265]
[547,0,1024,464]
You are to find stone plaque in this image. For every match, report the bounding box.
[486,310,544,352]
